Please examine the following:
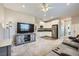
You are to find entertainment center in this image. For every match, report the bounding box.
[15,22,36,45]
[15,33,36,45]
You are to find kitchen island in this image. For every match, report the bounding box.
[0,39,12,56]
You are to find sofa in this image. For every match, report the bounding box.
[63,37,79,50]
[68,35,79,43]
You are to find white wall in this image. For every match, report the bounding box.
[71,17,79,36]
[0,5,41,42]
[0,5,5,40]
[4,8,36,40]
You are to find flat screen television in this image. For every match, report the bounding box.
[17,23,34,33]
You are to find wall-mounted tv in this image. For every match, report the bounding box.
[17,23,34,33]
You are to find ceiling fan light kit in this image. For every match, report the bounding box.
[41,3,49,12]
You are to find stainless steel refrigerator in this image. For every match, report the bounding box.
[52,25,58,39]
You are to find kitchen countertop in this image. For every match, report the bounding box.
[0,39,12,47]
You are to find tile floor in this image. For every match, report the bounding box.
[11,37,79,56]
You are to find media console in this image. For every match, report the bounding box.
[15,33,36,45]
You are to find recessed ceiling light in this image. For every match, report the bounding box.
[66,3,70,6]
[22,5,25,8]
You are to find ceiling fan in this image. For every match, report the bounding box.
[40,3,54,17]
[40,3,53,13]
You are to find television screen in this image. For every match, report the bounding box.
[17,23,34,33]
[20,24,30,31]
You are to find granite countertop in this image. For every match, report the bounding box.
[38,28,52,32]
[0,39,12,47]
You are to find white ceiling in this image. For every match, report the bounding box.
[3,3,79,21]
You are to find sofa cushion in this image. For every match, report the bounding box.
[63,38,79,48]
